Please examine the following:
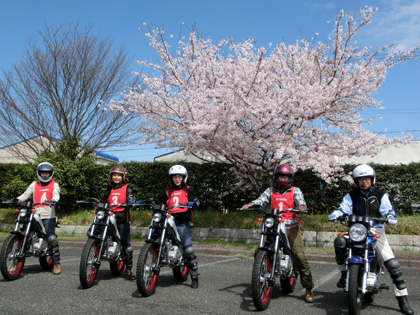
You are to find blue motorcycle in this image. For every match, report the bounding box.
[329,214,389,315]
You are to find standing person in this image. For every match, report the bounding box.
[242,164,315,303]
[100,165,136,280]
[154,164,200,288]
[328,164,414,315]
[17,162,61,275]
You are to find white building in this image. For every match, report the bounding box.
[0,136,118,165]
[154,141,420,165]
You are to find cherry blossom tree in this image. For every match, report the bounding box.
[119,7,419,190]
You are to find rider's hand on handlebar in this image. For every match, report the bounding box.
[387,215,398,225]
[298,205,307,211]
[241,203,253,210]
[328,212,342,221]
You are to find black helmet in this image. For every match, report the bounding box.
[37,162,54,183]
[273,164,294,190]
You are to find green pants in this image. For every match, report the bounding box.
[287,226,314,290]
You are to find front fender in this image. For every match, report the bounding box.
[349,256,363,264]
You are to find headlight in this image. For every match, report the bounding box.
[19,209,27,217]
[152,213,162,223]
[349,223,367,242]
[265,217,275,228]
[96,210,105,220]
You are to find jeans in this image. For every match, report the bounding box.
[175,221,199,277]
[42,218,60,264]
[117,222,133,265]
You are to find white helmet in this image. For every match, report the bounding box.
[169,164,188,185]
[352,164,376,186]
[37,162,54,183]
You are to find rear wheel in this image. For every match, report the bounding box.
[0,234,25,281]
[348,264,363,315]
[251,250,273,311]
[136,243,159,296]
[110,258,125,276]
[79,238,100,288]
[280,268,298,294]
[39,254,53,270]
[173,265,189,282]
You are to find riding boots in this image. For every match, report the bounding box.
[397,296,414,315]
[123,265,136,280]
[191,275,199,289]
[53,264,61,275]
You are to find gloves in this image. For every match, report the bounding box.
[387,215,397,225]
[328,212,342,221]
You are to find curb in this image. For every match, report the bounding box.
[55,239,420,269]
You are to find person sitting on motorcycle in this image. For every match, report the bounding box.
[328,164,414,315]
[242,164,315,303]
[153,164,200,289]
[100,165,136,280]
[16,162,61,275]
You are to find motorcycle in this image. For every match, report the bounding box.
[77,200,127,288]
[0,200,57,280]
[329,214,390,315]
[135,200,194,297]
[243,205,302,311]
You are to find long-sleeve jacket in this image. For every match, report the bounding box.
[17,181,60,219]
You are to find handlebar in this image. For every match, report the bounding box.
[241,205,308,214]
[3,199,56,207]
[76,200,128,209]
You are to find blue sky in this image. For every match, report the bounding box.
[1,0,419,162]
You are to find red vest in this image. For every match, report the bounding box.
[166,186,189,214]
[107,184,128,212]
[34,181,55,207]
[271,187,295,221]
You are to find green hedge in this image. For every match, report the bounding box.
[1,161,419,214]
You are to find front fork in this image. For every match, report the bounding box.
[258,223,283,286]
[346,247,369,293]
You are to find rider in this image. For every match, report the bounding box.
[242,164,315,303]
[154,164,200,289]
[100,165,136,280]
[16,162,61,275]
[328,164,414,315]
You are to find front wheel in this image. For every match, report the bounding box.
[173,265,189,282]
[0,234,25,281]
[348,264,363,315]
[79,238,100,289]
[136,243,159,297]
[251,250,273,311]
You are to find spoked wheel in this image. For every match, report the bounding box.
[348,264,363,315]
[136,243,159,297]
[173,265,189,282]
[280,268,298,294]
[39,254,53,270]
[0,235,25,281]
[251,250,273,310]
[79,238,100,288]
[110,258,125,276]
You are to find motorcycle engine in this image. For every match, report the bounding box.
[279,254,292,274]
[33,238,46,255]
[168,245,182,266]
[108,241,120,259]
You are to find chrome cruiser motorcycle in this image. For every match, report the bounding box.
[77,200,126,288]
[135,201,193,297]
[0,200,56,280]
[329,214,389,315]
[244,205,302,311]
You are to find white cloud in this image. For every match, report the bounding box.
[366,0,420,50]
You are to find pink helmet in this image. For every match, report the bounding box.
[274,164,294,190]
